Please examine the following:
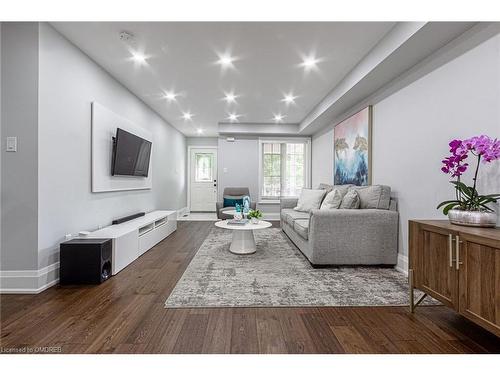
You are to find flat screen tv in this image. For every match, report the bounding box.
[111,128,152,177]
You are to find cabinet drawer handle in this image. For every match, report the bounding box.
[455,235,462,270]
[448,234,453,268]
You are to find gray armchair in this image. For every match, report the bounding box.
[216,187,257,220]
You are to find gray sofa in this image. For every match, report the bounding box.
[280,184,398,266]
[216,187,257,220]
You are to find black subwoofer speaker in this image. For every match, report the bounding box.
[60,238,112,285]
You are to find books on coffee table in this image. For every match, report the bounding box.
[227,219,249,225]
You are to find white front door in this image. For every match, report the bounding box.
[189,148,217,212]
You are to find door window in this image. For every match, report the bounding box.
[195,153,213,182]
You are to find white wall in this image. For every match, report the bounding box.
[217,137,259,202]
[37,23,187,269]
[1,23,39,271]
[217,136,315,219]
[217,137,285,219]
[312,33,500,263]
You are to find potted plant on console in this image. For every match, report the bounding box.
[247,209,263,224]
[438,135,500,227]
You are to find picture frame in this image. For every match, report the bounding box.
[333,106,372,186]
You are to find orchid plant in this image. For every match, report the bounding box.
[437,135,500,215]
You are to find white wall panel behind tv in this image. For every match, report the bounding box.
[91,102,153,192]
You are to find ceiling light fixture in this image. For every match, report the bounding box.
[282,93,297,105]
[223,91,238,104]
[215,52,237,71]
[273,113,285,123]
[196,128,204,135]
[130,51,148,65]
[182,111,193,121]
[217,53,234,67]
[227,112,242,122]
[163,91,178,102]
[300,54,321,72]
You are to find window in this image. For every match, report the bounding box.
[259,138,310,200]
[195,153,213,182]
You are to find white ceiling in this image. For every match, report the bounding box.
[51,22,395,136]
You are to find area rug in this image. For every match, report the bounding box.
[165,228,431,308]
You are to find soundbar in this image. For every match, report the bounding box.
[112,212,145,225]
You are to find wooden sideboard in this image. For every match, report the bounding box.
[409,220,500,337]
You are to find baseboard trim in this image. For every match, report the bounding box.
[395,253,408,275]
[177,206,189,218]
[0,262,59,294]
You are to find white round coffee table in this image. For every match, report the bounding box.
[220,209,246,218]
[214,220,272,254]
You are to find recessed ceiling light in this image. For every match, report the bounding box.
[226,112,242,122]
[130,51,148,65]
[217,53,234,67]
[223,91,238,104]
[196,128,204,135]
[215,52,237,71]
[273,113,285,123]
[163,91,178,102]
[182,111,193,121]
[282,93,297,105]
[300,54,321,72]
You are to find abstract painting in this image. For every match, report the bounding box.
[334,106,372,186]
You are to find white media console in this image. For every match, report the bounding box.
[87,210,177,275]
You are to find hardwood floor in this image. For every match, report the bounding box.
[1,221,499,354]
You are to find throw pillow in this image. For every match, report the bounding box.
[333,184,354,197]
[350,185,392,209]
[320,189,343,210]
[339,189,360,209]
[223,197,244,208]
[317,183,334,193]
[351,185,382,209]
[294,189,327,212]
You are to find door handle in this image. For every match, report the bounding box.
[455,235,463,270]
[448,234,453,268]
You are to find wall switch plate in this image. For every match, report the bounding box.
[6,137,17,152]
[223,167,228,173]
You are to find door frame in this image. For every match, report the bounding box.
[187,145,218,213]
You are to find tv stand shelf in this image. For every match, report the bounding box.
[88,210,176,275]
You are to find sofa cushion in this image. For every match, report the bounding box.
[350,185,391,209]
[281,208,309,226]
[293,219,309,240]
[280,208,289,222]
[320,189,343,210]
[294,189,327,212]
[378,185,391,210]
[317,183,333,193]
[286,210,310,226]
[339,189,360,209]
